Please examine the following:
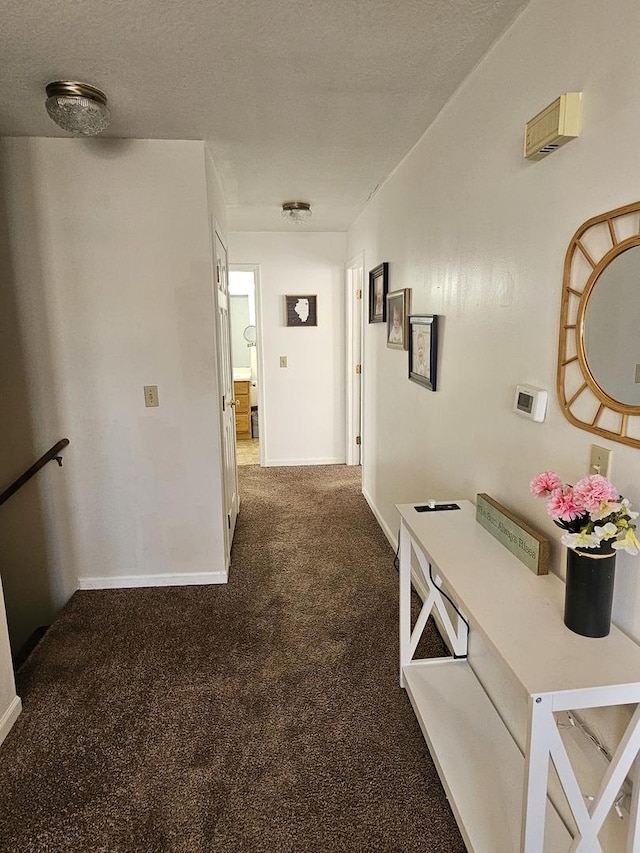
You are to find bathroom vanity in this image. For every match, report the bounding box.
[233,379,251,439]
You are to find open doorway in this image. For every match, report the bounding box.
[229,265,262,466]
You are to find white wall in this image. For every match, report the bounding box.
[228,232,347,465]
[349,0,640,643]
[0,138,227,646]
[348,0,640,765]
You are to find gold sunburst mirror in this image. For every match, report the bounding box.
[558,200,640,447]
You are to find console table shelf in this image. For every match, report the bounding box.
[397,500,640,853]
[404,658,571,851]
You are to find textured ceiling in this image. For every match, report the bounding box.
[0,0,530,230]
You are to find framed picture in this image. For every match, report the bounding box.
[368,262,388,323]
[408,315,438,390]
[386,288,411,350]
[285,295,317,327]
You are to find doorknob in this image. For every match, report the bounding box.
[229,399,237,407]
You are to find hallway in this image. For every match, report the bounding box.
[0,465,463,852]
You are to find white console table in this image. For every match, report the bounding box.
[397,500,640,853]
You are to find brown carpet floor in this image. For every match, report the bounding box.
[0,464,464,852]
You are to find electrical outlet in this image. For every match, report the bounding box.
[144,385,159,407]
[280,356,287,368]
[589,444,611,478]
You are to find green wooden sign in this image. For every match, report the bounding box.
[476,493,549,575]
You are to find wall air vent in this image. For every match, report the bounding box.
[524,93,582,160]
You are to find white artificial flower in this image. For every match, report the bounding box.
[620,498,639,520]
[590,501,622,521]
[562,530,601,549]
[594,522,618,541]
[612,527,640,556]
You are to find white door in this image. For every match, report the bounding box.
[214,230,239,555]
[346,254,364,465]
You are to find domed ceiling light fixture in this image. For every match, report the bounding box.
[282,201,311,225]
[45,81,111,136]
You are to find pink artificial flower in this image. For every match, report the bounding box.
[572,474,619,513]
[530,471,563,497]
[546,486,583,522]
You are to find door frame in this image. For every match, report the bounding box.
[229,263,265,467]
[345,252,364,466]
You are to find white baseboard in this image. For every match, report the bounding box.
[263,457,345,467]
[362,485,397,547]
[77,570,228,590]
[0,696,22,748]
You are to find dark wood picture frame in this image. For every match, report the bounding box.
[408,314,438,389]
[386,288,410,350]
[285,294,317,327]
[368,262,388,323]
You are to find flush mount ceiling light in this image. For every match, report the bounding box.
[282,201,311,224]
[45,81,111,136]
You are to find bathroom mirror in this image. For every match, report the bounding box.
[243,325,257,346]
[558,200,640,447]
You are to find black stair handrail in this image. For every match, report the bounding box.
[0,439,70,508]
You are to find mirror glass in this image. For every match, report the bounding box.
[584,246,640,406]
[243,324,257,344]
[230,296,251,368]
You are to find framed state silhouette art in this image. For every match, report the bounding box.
[285,295,317,327]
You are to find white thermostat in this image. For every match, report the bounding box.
[513,385,547,422]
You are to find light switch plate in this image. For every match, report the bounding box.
[589,444,611,478]
[280,356,287,368]
[144,385,159,407]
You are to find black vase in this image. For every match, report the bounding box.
[564,545,616,637]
